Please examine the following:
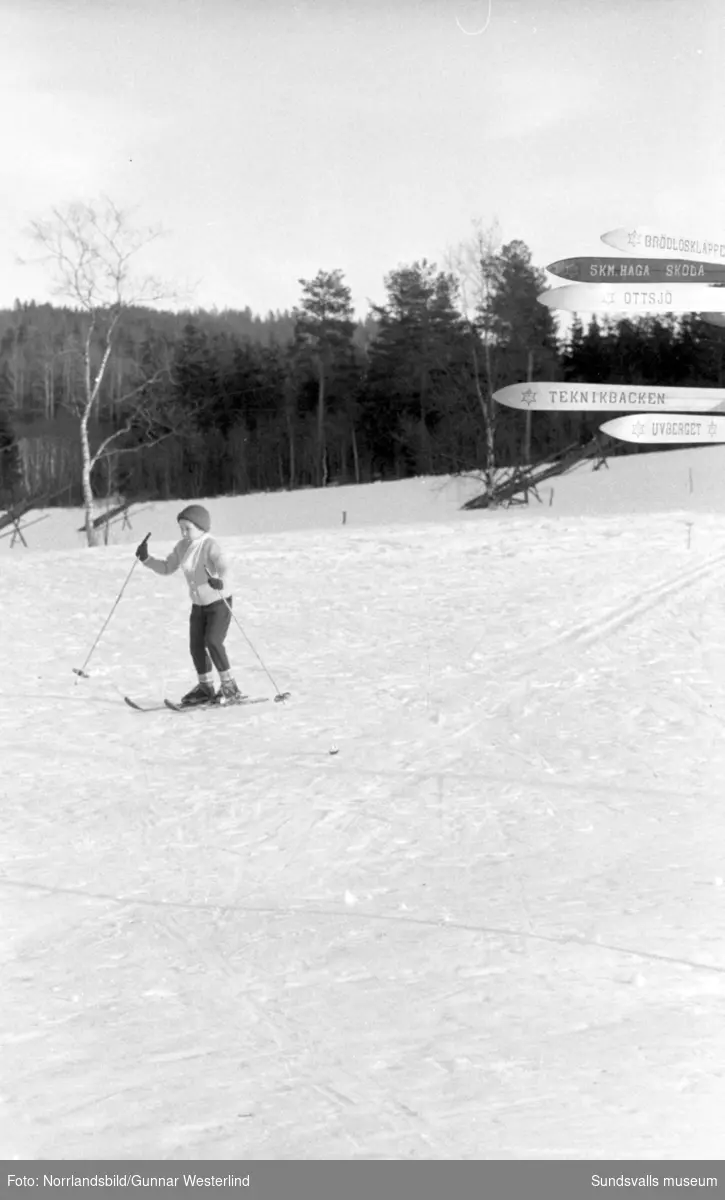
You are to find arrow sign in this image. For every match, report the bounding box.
[601,414,725,444]
[493,382,725,412]
[545,256,725,283]
[538,283,725,313]
[602,226,725,264]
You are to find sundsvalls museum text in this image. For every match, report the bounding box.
[591,1172,717,1188]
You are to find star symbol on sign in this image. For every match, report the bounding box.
[709,422,718,437]
[632,421,646,438]
[520,388,538,406]
[602,292,617,305]
[627,230,642,247]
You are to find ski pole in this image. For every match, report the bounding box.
[206,568,290,703]
[73,534,151,680]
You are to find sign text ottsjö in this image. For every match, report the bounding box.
[538,282,725,313]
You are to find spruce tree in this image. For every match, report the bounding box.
[364,261,467,475]
[0,361,22,508]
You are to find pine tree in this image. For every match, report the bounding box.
[293,270,356,486]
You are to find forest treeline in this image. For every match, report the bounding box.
[1,236,724,510]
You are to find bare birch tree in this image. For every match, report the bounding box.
[25,198,179,545]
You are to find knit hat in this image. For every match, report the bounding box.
[177,504,211,532]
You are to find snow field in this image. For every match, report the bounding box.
[3,463,725,1158]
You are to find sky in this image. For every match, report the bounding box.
[2,0,723,318]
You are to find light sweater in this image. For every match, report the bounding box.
[142,534,232,607]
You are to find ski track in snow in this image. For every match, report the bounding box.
[3,467,725,1159]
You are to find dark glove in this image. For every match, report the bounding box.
[207,574,224,591]
[135,535,150,562]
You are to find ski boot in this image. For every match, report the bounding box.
[180,682,216,707]
[214,678,245,706]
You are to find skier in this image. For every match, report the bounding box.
[135,504,243,706]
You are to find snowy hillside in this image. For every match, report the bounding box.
[3,441,725,558]
[3,449,725,1160]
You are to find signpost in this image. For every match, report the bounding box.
[545,256,725,283]
[505,225,725,455]
[601,226,725,263]
[601,413,725,444]
[538,282,725,314]
[493,382,725,412]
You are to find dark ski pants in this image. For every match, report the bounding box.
[189,597,233,675]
